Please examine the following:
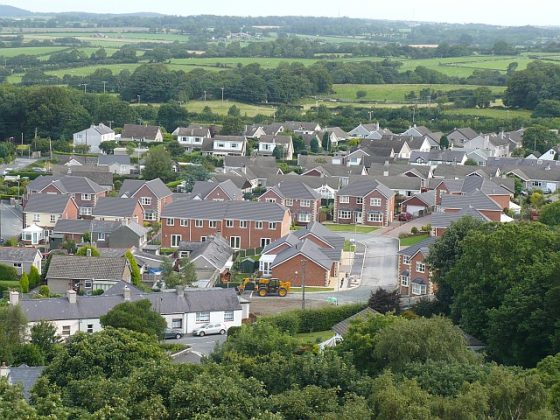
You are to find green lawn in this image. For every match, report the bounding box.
[323,223,378,234]
[343,240,356,252]
[295,330,334,344]
[183,100,276,116]
[400,234,429,247]
[445,107,533,119]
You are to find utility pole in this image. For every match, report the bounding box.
[221,87,224,103]
[300,260,306,310]
[34,127,38,139]
[108,120,114,129]
[21,132,23,145]
[81,83,88,94]
[102,81,107,94]
[368,110,373,122]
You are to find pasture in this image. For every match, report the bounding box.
[182,100,276,117]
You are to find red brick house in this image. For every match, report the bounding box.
[440,190,503,222]
[25,175,108,218]
[119,178,173,222]
[431,208,490,237]
[433,177,512,209]
[258,180,322,225]
[160,200,291,250]
[191,179,243,201]
[92,197,145,225]
[334,179,395,226]
[398,236,437,296]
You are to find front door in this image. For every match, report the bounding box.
[355,211,363,224]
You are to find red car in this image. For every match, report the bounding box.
[398,213,413,221]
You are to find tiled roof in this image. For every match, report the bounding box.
[174,125,210,137]
[93,197,141,218]
[0,247,40,263]
[162,200,288,221]
[46,255,128,281]
[398,236,437,257]
[24,193,73,214]
[440,190,502,211]
[271,239,332,270]
[332,307,377,336]
[431,208,490,228]
[258,135,292,145]
[402,190,436,207]
[272,180,321,200]
[28,175,105,194]
[192,179,241,200]
[122,124,161,140]
[181,235,233,270]
[98,155,131,166]
[337,178,394,199]
[119,178,172,199]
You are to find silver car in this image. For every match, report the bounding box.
[192,323,227,337]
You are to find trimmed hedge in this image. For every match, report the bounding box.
[0,280,21,296]
[263,303,366,334]
[0,264,18,281]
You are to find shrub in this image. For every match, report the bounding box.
[92,289,104,296]
[37,285,50,297]
[0,263,19,281]
[264,311,301,335]
[411,227,419,235]
[29,266,41,289]
[19,272,29,293]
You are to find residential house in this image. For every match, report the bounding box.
[161,200,291,250]
[398,237,437,297]
[334,179,395,226]
[462,133,510,157]
[431,208,490,237]
[284,121,321,135]
[505,166,560,193]
[52,166,114,191]
[0,247,42,276]
[257,135,294,160]
[173,125,211,150]
[447,127,478,147]
[261,123,285,136]
[439,190,505,222]
[348,122,392,139]
[73,123,115,154]
[191,179,243,201]
[401,190,436,216]
[92,197,145,225]
[243,124,267,139]
[258,179,322,225]
[400,125,442,143]
[410,150,467,166]
[121,124,163,143]
[25,175,108,218]
[0,363,44,401]
[433,176,513,209]
[324,127,349,147]
[45,255,131,294]
[10,285,244,338]
[202,135,247,157]
[97,155,134,175]
[119,178,173,222]
[528,148,556,161]
[349,175,422,198]
[22,194,78,245]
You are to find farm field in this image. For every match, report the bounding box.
[330,83,506,102]
[444,107,533,119]
[182,100,277,117]
[0,46,68,58]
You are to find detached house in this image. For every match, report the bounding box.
[119,178,173,222]
[173,125,211,150]
[203,135,247,157]
[439,190,504,222]
[259,180,322,225]
[334,179,395,226]
[161,200,291,250]
[0,248,42,276]
[191,179,243,201]
[73,123,115,153]
[284,121,321,135]
[398,237,437,297]
[121,124,163,143]
[97,155,134,176]
[257,135,294,160]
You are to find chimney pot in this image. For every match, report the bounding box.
[67,290,77,304]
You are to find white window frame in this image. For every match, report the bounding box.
[260,238,271,248]
[167,218,174,226]
[338,210,351,219]
[370,198,382,207]
[255,221,263,230]
[33,213,40,222]
[402,256,411,265]
[171,234,182,248]
[339,196,349,204]
[356,197,363,205]
[400,276,409,287]
[368,212,383,223]
[209,220,217,228]
[268,222,276,230]
[81,193,92,201]
[300,199,311,208]
[140,197,152,206]
[97,232,106,241]
[412,283,427,296]
[172,318,183,329]
[200,236,207,242]
[225,219,234,228]
[260,261,272,276]
[285,198,293,206]
[50,214,57,223]
[196,312,210,323]
[224,311,234,322]
[84,280,93,289]
[239,220,247,229]
[298,213,311,223]
[265,198,276,203]
[416,262,426,273]
[195,219,203,228]
[144,210,157,221]
[62,326,71,336]
[230,236,241,249]
[80,207,92,216]
[180,219,188,227]
[86,324,94,333]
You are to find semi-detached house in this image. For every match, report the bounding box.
[334,179,395,226]
[161,200,291,250]
[398,236,437,297]
[119,178,173,222]
[258,180,321,225]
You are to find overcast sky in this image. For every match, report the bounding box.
[4,0,560,27]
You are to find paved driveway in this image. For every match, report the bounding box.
[0,200,23,240]
[384,215,433,238]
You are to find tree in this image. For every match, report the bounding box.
[100,300,167,338]
[76,245,100,257]
[539,201,560,226]
[29,265,40,289]
[160,256,178,288]
[368,287,400,314]
[143,145,175,183]
[0,305,27,364]
[356,90,367,99]
[221,116,244,135]
[272,145,285,160]
[439,135,449,149]
[523,126,559,154]
[533,99,560,118]
[98,140,118,155]
[157,102,189,132]
[178,256,197,287]
[310,137,320,154]
[181,164,210,192]
[165,140,184,158]
[464,158,478,165]
[322,131,331,151]
[0,262,19,281]
[31,320,61,362]
[125,251,142,286]
[19,272,29,293]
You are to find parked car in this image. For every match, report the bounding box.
[398,212,413,221]
[192,323,227,337]
[163,328,183,340]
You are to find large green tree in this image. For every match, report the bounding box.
[100,300,167,338]
[142,145,175,183]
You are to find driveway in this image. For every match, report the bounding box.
[383,215,433,238]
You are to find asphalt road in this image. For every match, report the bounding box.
[174,333,227,357]
[0,201,23,240]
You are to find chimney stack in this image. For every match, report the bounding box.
[67,290,77,304]
[176,285,185,296]
[9,291,19,306]
[123,285,131,301]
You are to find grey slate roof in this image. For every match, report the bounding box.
[28,175,105,194]
[223,156,277,168]
[162,200,288,222]
[192,179,241,200]
[337,178,394,199]
[269,180,322,200]
[24,193,74,214]
[402,190,436,207]
[398,236,437,257]
[332,307,378,336]
[440,190,502,211]
[98,155,131,166]
[174,125,210,137]
[119,178,172,199]
[351,175,422,191]
[293,222,345,261]
[262,232,302,254]
[271,239,332,270]
[122,124,161,141]
[93,197,141,218]
[410,150,466,164]
[325,127,349,138]
[0,247,40,262]
[450,127,478,140]
[431,208,490,228]
[46,255,128,281]
[5,365,45,400]
[258,135,292,145]
[181,235,233,270]
[19,287,241,322]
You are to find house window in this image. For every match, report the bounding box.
[140,197,152,206]
[298,213,311,223]
[230,236,241,249]
[356,197,363,204]
[255,221,263,230]
[172,318,183,329]
[62,326,71,336]
[402,256,411,265]
[265,198,276,203]
[269,222,277,230]
[50,214,57,223]
[224,311,234,322]
[80,207,92,216]
[260,238,271,248]
[196,312,210,323]
[300,199,311,207]
[338,210,351,219]
[81,193,92,201]
[217,142,225,148]
[370,198,382,206]
[239,220,247,229]
[84,280,93,289]
[200,236,207,242]
[86,324,93,333]
[171,234,182,248]
[412,283,427,296]
[195,220,203,228]
[144,210,157,221]
[33,213,40,222]
[339,196,349,204]
[260,261,271,276]
[416,262,426,273]
[284,198,293,206]
[180,219,188,227]
[225,219,233,228]
[368,212,383,223]
[167,218,174,226]
[400,276,409,287]
[97,232,106,242]
[209,220,217,228]
[13,263,21,268]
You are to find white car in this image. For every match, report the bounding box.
[192,323,227,337]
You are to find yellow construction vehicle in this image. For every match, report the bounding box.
[237,277,291,297]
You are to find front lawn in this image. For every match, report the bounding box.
[295,330,334,344]
[400,234,429,247]
[323,223,378,234]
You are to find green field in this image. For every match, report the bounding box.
[323,224,378,233]
[330,83,506,102]
[445,107,533,119]
[183,100,277,117]
[0,46,68,58]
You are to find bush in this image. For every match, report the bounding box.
[92,289,104,296]
[264,311,301,335]
[19,272,29,293]
[29,266,41,289]
[37,285,50,297]
[0,263,19,281]
[411,227,419,235]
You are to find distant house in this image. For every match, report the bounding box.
[97,155,134,175]
[119,178,173,222]
[73,123,115,153]
[202,135,247,157]
[45,255,132,294]
[284,121,321,135]
[431,208,490,237]
[324,127,349,147]
[0,247,42,276]
[92,197,145,225]
[400,125,442,143]
[348,122,392,139]
[121,124,163,143]
[439,190,504,222]
[0,364,44,401]
[398,236,437,297]
[258,180,322,225]
[447,127,478,147]
[410,150,467,166]
[257,135,294,160]
[179,235,234,287]
[173,125,211,150]
[191,179,243,201]
[334,179,395,226]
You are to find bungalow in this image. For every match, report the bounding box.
[324,127,349,147]
[0,247,42,276]
[447,127,478,148]
[398,236,437,297]
[505,167,560,193]
[257,135,294,160]
[283,121,321,135]
[348,122,392,139]
[92,197,145,225]
[258,180,322,225]
[410,150,467,166]
[97,155,134,175]
[400,125,442,143]
[121,124,163,143]
[334,179,395,226]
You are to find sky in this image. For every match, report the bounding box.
[3,0,560,27]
